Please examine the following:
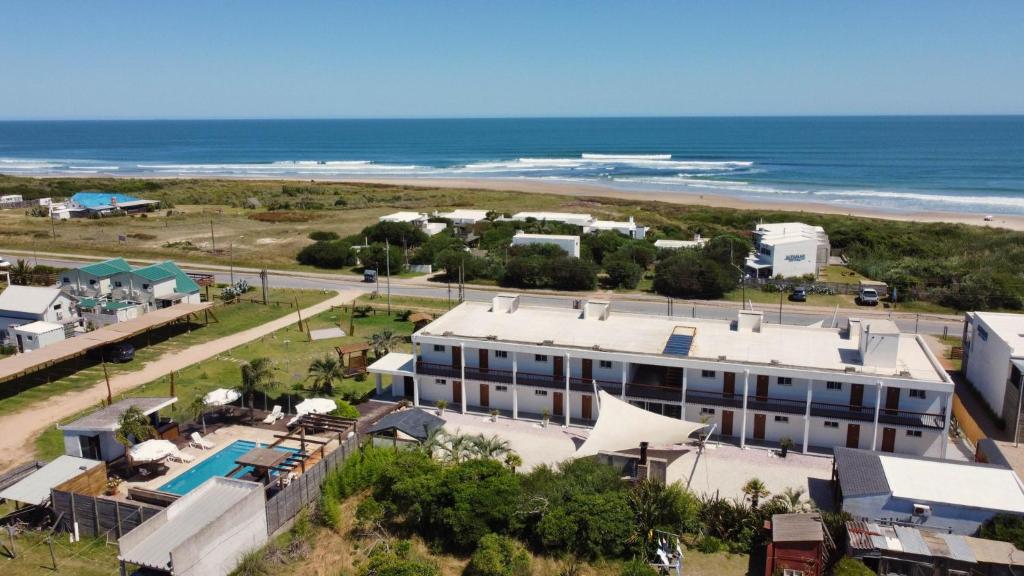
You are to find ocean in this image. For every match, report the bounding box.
[0,116,1022,215]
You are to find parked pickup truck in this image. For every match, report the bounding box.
[856,288,880,306]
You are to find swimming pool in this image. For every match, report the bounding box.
[158,440,300,495]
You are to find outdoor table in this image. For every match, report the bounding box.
[235,447,290,484]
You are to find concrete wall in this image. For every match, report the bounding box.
[965,317,1013,414]
[11,325,65,350]
[62,431,125,462]
[766,237,819,278]
[172,484,267,576]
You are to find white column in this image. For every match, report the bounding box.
[564,352,571,426]
[620,362,628,400]
[941,391,953,459]
[460,344,467,414]
[871,381,882,451]
[375,373,383,395]
[512,352,519,420]
[803,381,813,454]
[740,370,750,448]
[412,343,420,406]
[680,367,688,420]
[413,376,420,406]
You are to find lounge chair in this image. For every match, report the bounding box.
[263,405,283,424]
[168,449,195,464]
[189,431,214,450]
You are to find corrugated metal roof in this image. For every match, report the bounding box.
[0,285,62,315]
[937,533,976,563]
[132,264,175,282]
[894,525,931,556]
[834,447,890,497]
[0,456,102,505]
[366,408,445,441]
[78,257,133,277]
[60,397,176,432]
[771,513,824,543]
[118,477,262,571]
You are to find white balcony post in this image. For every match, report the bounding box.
[564,352,571,426]
[512,352,519,420]
[740,370,750,448]
[375,373,383,395]
[941,391,953,459]
[412,343,420,406]
[803,381,813,454]
[413,376,420,406]
[460,344,466,415]
[871,381,882,451]
[620,362,628,400]
[680,367,688,420]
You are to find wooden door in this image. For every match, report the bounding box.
[479,383,489,407]
[722,410,734,436]
[723,372,736,398]
[850,384,864,412]
[756,375,769,401]
[478,349,489,372]
[881,427,896,453]
[885,388,901,415]
[553,356,564,379]
[403,375,414,399]
[581,358,593,381]
[754,413,766,439]
[453,380,462,405]
[582,395,592,420]
[553,392,564,416]
[452,346,462,367]
[846,424,860,448]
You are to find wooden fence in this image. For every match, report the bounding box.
[265,433,359,535]
[953,394,986,448]
[50,489,162,540]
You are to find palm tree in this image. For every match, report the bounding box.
[441,431,474,464]
[182,395,209,434]
[742,478,771,509]
[470,434,512,459]
[772,487,809,512]
[306,356,344,395]
[420,427,449,457]
[503,452,523,472]
[241,357,277,420]
[115,406,157,449]
[9,259,33,285]
[367,330,402,359]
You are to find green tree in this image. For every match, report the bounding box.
[115,406,157,449]
[306,356,344,395]
[741,478,770,509]
[466,533,531,576]
[240,357,277,418]
[359,221,429,248]
[360,242,406,275]
[653,250,736,299]
[981,513,1024,549]
[296,240,355,269]
[368,330,402,358]
[9,259,33,285]
[550,257,598,291]
[604,253,643,289]
[469,434,513,460]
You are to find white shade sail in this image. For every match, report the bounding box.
[574,391,707,458]
[129,439,178,463]
[203,388,241,406]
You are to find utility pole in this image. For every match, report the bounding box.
[229,241,234,285]
[101,352,112,406]
[209,219,215,253]
[50,214,56,239]
[779,289,784,324]
[385,239,392,316]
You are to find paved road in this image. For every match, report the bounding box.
[13,252,964,336]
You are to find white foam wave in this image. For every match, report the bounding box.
[582,153,672,160]
[812,189,1024,209]
[69,165,119,171]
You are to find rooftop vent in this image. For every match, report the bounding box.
[899,370,912,377]
[737,310,763,333]
[491,293,520,314]
[443,331,454,337]
[486,335,498,340]
[582,300,611,321]
[718,354,727,361]
[844,366,857,373]
[591,345,601,351]
[542,339,554,346]
[770,359,780,365]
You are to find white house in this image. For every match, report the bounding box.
[509,211,594,227]
[0,194,24,208]
[371,295,954,458]
[655,234,707,250]
[745,222,830,279]
[61,397,177,462]
[11,321,66,351]
[379,211,428,225]
[962,312,1024,441]
[583,217,647,239]
[434,209,490,227]
[0,285,75,349]
[511,233,581,258]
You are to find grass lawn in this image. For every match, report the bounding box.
[0,501,119,576]
[723,287,851,309]
[0,288,332,419]
[34,305,418,461]
[818,264,869,284]
[356,292,455,314]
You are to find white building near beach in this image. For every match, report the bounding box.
[370,295,955,458]
[434,209,491,227]
[509,211,594,227]
[511,232,581,258]
[745,222,830,279]
[583,216,647,239]
[962,311,1024,442]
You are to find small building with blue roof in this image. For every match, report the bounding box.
[61,191,159,217]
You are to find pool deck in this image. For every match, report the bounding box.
[114,424,334,498]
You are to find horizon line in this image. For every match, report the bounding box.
[1,113,1023,122]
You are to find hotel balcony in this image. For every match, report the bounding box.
[415,361,622,395]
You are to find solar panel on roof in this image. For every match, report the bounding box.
[663,333,693,356]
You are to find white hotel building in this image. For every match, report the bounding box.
[371,295,954,458]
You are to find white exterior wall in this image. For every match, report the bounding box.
[964,318,1013,414]
[511,235,581,258]
[12,326,65,350]
[765,237,819,277]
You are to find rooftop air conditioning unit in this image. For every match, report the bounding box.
[912,504,931,518]
[770,359,780,365]
[442,331,453,337]
[486,335,498,340]
[592,345,601,351]
[542,339,554,346]
[718,355,727,361]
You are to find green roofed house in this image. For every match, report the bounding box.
[61,258,202,326]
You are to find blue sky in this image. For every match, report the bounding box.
[1,1,1022,119]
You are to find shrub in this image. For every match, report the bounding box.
[359,243,406,275]
[653,250,737,299]
[308,230,339,241]
[332,399,360,419]
[359,221,429,247]
[357,548,438,576]
[296,240,355,269]
[604,254,643,289]
[832,557,875,576]
[696,535,724,554]
[317,489,340,530]
[619,558,658,576]
[981,513,1024,549]
[466,534,531,576]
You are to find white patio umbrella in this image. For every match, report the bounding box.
[129,439,177,464]
[289,398,337,427]
[203,388,241,406]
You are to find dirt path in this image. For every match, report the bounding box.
[0,289,364,472]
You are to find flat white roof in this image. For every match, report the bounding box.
[880,455,1024,513]
[437,209,489,221]
[588,219,639,229]
[379,211,426,222]
[511,211,592,224]
[368,352,415,375]
[973,312,1024,356]
[13,321,64,335]
[0,456,103,505]
[654,239,704,249]
[512,233,580,241]
[418,301,948,382]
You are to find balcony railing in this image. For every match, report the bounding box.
[626,382,683,402]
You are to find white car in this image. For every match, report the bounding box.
[0,258,10,270]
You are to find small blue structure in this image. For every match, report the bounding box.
[67,191,159,216]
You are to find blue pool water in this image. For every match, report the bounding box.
[158,439,300,496]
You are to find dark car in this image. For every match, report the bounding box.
[103,342,135,363]
[789,287,808,302]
